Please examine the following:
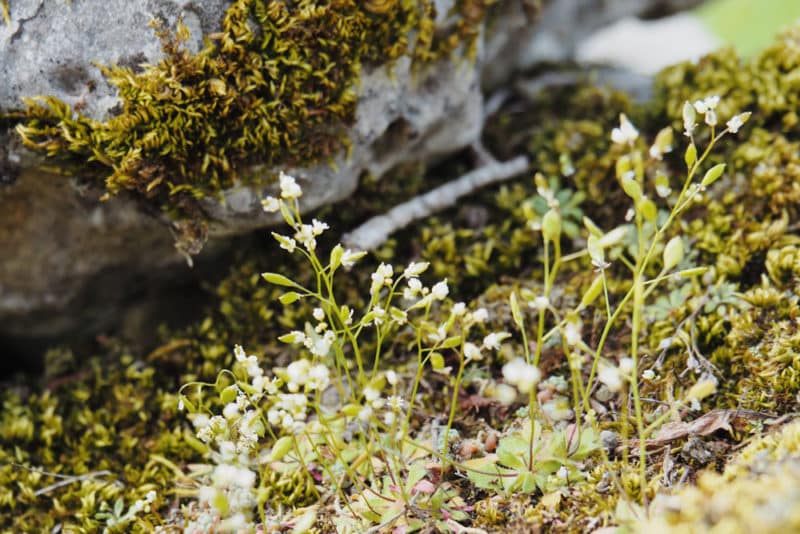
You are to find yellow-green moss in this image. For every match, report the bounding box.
[636,420,800,534]
[10,0,496,216]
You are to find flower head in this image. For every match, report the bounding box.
[261,196,280,213]
[611,114,639,146]
[502,358,542,394]
[726,111,751,134]
[279,171,302,199]
[431,280,449,300]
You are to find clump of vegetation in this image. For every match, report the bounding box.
[635,419,800,533]
[10,0,496,216]
[6,27,800,533]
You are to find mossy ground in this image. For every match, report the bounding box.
[4,24,800,534]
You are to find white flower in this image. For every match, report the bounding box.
[387,395,406,410]
[307,364,330,391]
[294,224,316,251]
[704,109,718,127]
[683,101,697,137]
[244,356,262,378]
[404,261,429,277]
[313,307,325,321]
[642,369,656,381]
[451,302,466,317]
[618,357,634,375]
[358,405,373,422]
[223,402,240,419]
[371,305,386,326]
[464,342,482,362]
[431,280,449,300]
[564,317,582,347]
[178,398,185,411]
[213,464,256,489]
[308,331,335,358]
[404,277,423,300]
[502,358,541,394]
[598,365,623,392]
[279,236,297,253]
[371,263,394,293]
[472,308,488,323]
[311,219,329,236]
[726,111,751,134]
[341,249,365,269]
[279,171,302,200]
[529,296,549,311]
[693,95,720,114]
[234,344,247,362]
[384,412,396,426]
[287,359,311,386]
[386,370,398,386]
[492,383,518,404]
[611,113,639,145]
[482,332,506,351]
[261,196,280,213]
[363,387,381,402]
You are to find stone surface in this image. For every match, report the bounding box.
[0,0,700,346]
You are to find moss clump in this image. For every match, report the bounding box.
[637,420,800,533]
[11,0,495,216]
[656,25,800,133]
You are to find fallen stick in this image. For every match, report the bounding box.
[342,155,529,251]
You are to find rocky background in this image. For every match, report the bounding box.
[1,0,701,367]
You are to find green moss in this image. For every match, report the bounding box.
[10,0,495,217]
[637,420,800,533]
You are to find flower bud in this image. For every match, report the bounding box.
[542,208,562,243]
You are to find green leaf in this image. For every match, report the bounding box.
[262,272,298,288]
[497,436,529,470]
[440,336,462,349]
[279,291,301,305]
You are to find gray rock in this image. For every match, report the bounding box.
[0,0,698,347]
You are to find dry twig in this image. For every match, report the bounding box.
[343,155,529,251]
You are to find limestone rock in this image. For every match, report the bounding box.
[0,0,698,346]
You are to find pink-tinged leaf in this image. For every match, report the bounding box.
[411,479,436,495]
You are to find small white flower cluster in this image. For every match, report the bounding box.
[263,173,368,269]
[683,96,750,137]
[262,171,303,211]
[281,328,337,358]
[193,463,257,533]
[463,331,510,363]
